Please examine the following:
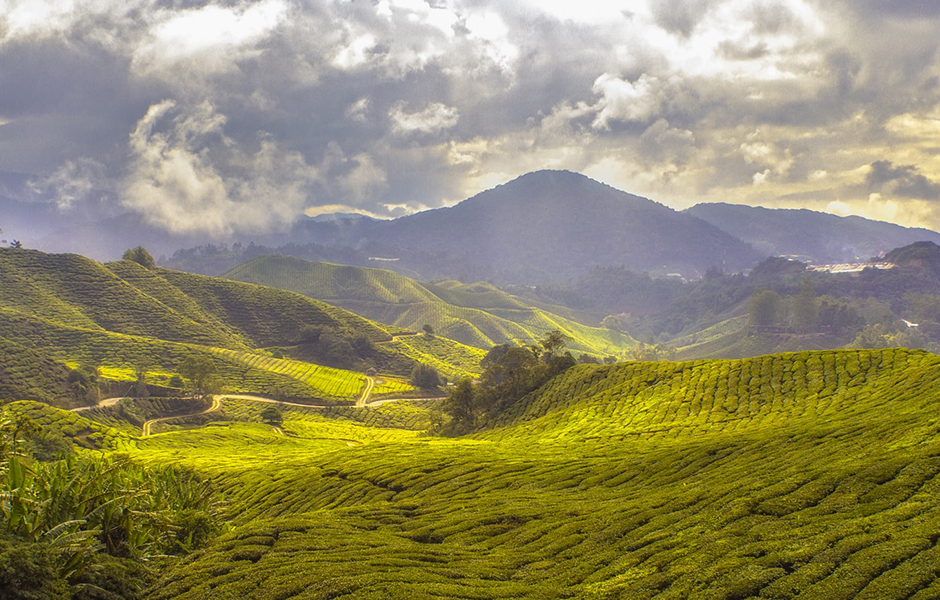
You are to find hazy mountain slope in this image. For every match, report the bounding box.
[224,255,635,355]
[353,170,759,281]
[686,202,940,263]
[138,347,940,599]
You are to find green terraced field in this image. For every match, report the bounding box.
[379,333,485,380]
[224,255,635,356]
[0,249,483,405]
[61,346,940,599]
[213,349,367,401]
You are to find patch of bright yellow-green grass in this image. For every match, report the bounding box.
[4,400,134,451]
[370,377,415,397]
[131,347,940,600]
[380,333,485,380]
[213,348,366,401]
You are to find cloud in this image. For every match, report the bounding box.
[123,100,318,236]
[3,0,940,236]
[132,0,288,78]
[591,73,666,128]
[26,158,108,210]
[389,102,460,134]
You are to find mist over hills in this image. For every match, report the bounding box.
[11,169,940,286]
[686,203,940,264]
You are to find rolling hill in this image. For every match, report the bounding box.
[223,255,635,356]
[56,346,940,599]
[0,248,483,407]
[686,203,940,264]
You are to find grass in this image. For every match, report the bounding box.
[379,333,485,380]
[59,346,937,599]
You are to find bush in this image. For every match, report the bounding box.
[0,537,67,600]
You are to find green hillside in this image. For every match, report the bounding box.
[51,346,937,599]
[224,255,635,356]
[0,249,480,406]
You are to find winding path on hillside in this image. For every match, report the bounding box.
[74,379,444,437]
[141,396,222,436]
[356,376,375,407]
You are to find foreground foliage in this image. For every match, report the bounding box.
[0,411,222,598]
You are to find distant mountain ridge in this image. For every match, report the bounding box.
[686,202,940,264]
[338,170,760,281]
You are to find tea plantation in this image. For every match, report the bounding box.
[224,255,634,357]
[0,249,479,405]
[101,347,940,599]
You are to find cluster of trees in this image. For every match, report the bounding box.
[177,355,222,398]
[295,325,377,371]
[0,413,221,598]
[748,278,865,335]
[67,365,101,406]
[438,330,575,435]
[122,246,156,269]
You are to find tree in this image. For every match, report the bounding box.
[259,406,283,426]
[790,277,818,331]
[122,246,155,269]
[134,364,150,399]
[748,289,782,328]
[67,365,100,407]
[411,363,442,389]
[9,239,22,249]
[422,324,434,336]
[441,378,476,432]
[177,355,220,398]
[538,329,569,359]
[168,374,184,390]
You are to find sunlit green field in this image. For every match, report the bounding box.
[66,347,940,599]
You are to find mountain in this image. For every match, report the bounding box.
[21,171,761,283]
[686,202,940,264]
[223,254,635,356]
[341,170,760,282]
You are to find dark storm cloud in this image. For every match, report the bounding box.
[650,0,714,37]
[866,161,940,200]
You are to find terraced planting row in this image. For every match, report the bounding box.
[4,400,132,451]
[380,334,485,380]
[214,349,366,401]
[370,378,415,397]
[127,347,940,599]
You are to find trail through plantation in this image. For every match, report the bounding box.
[356,376,375,407]
[142,396,221,436]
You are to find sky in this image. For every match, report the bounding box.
[1,0,940,237]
